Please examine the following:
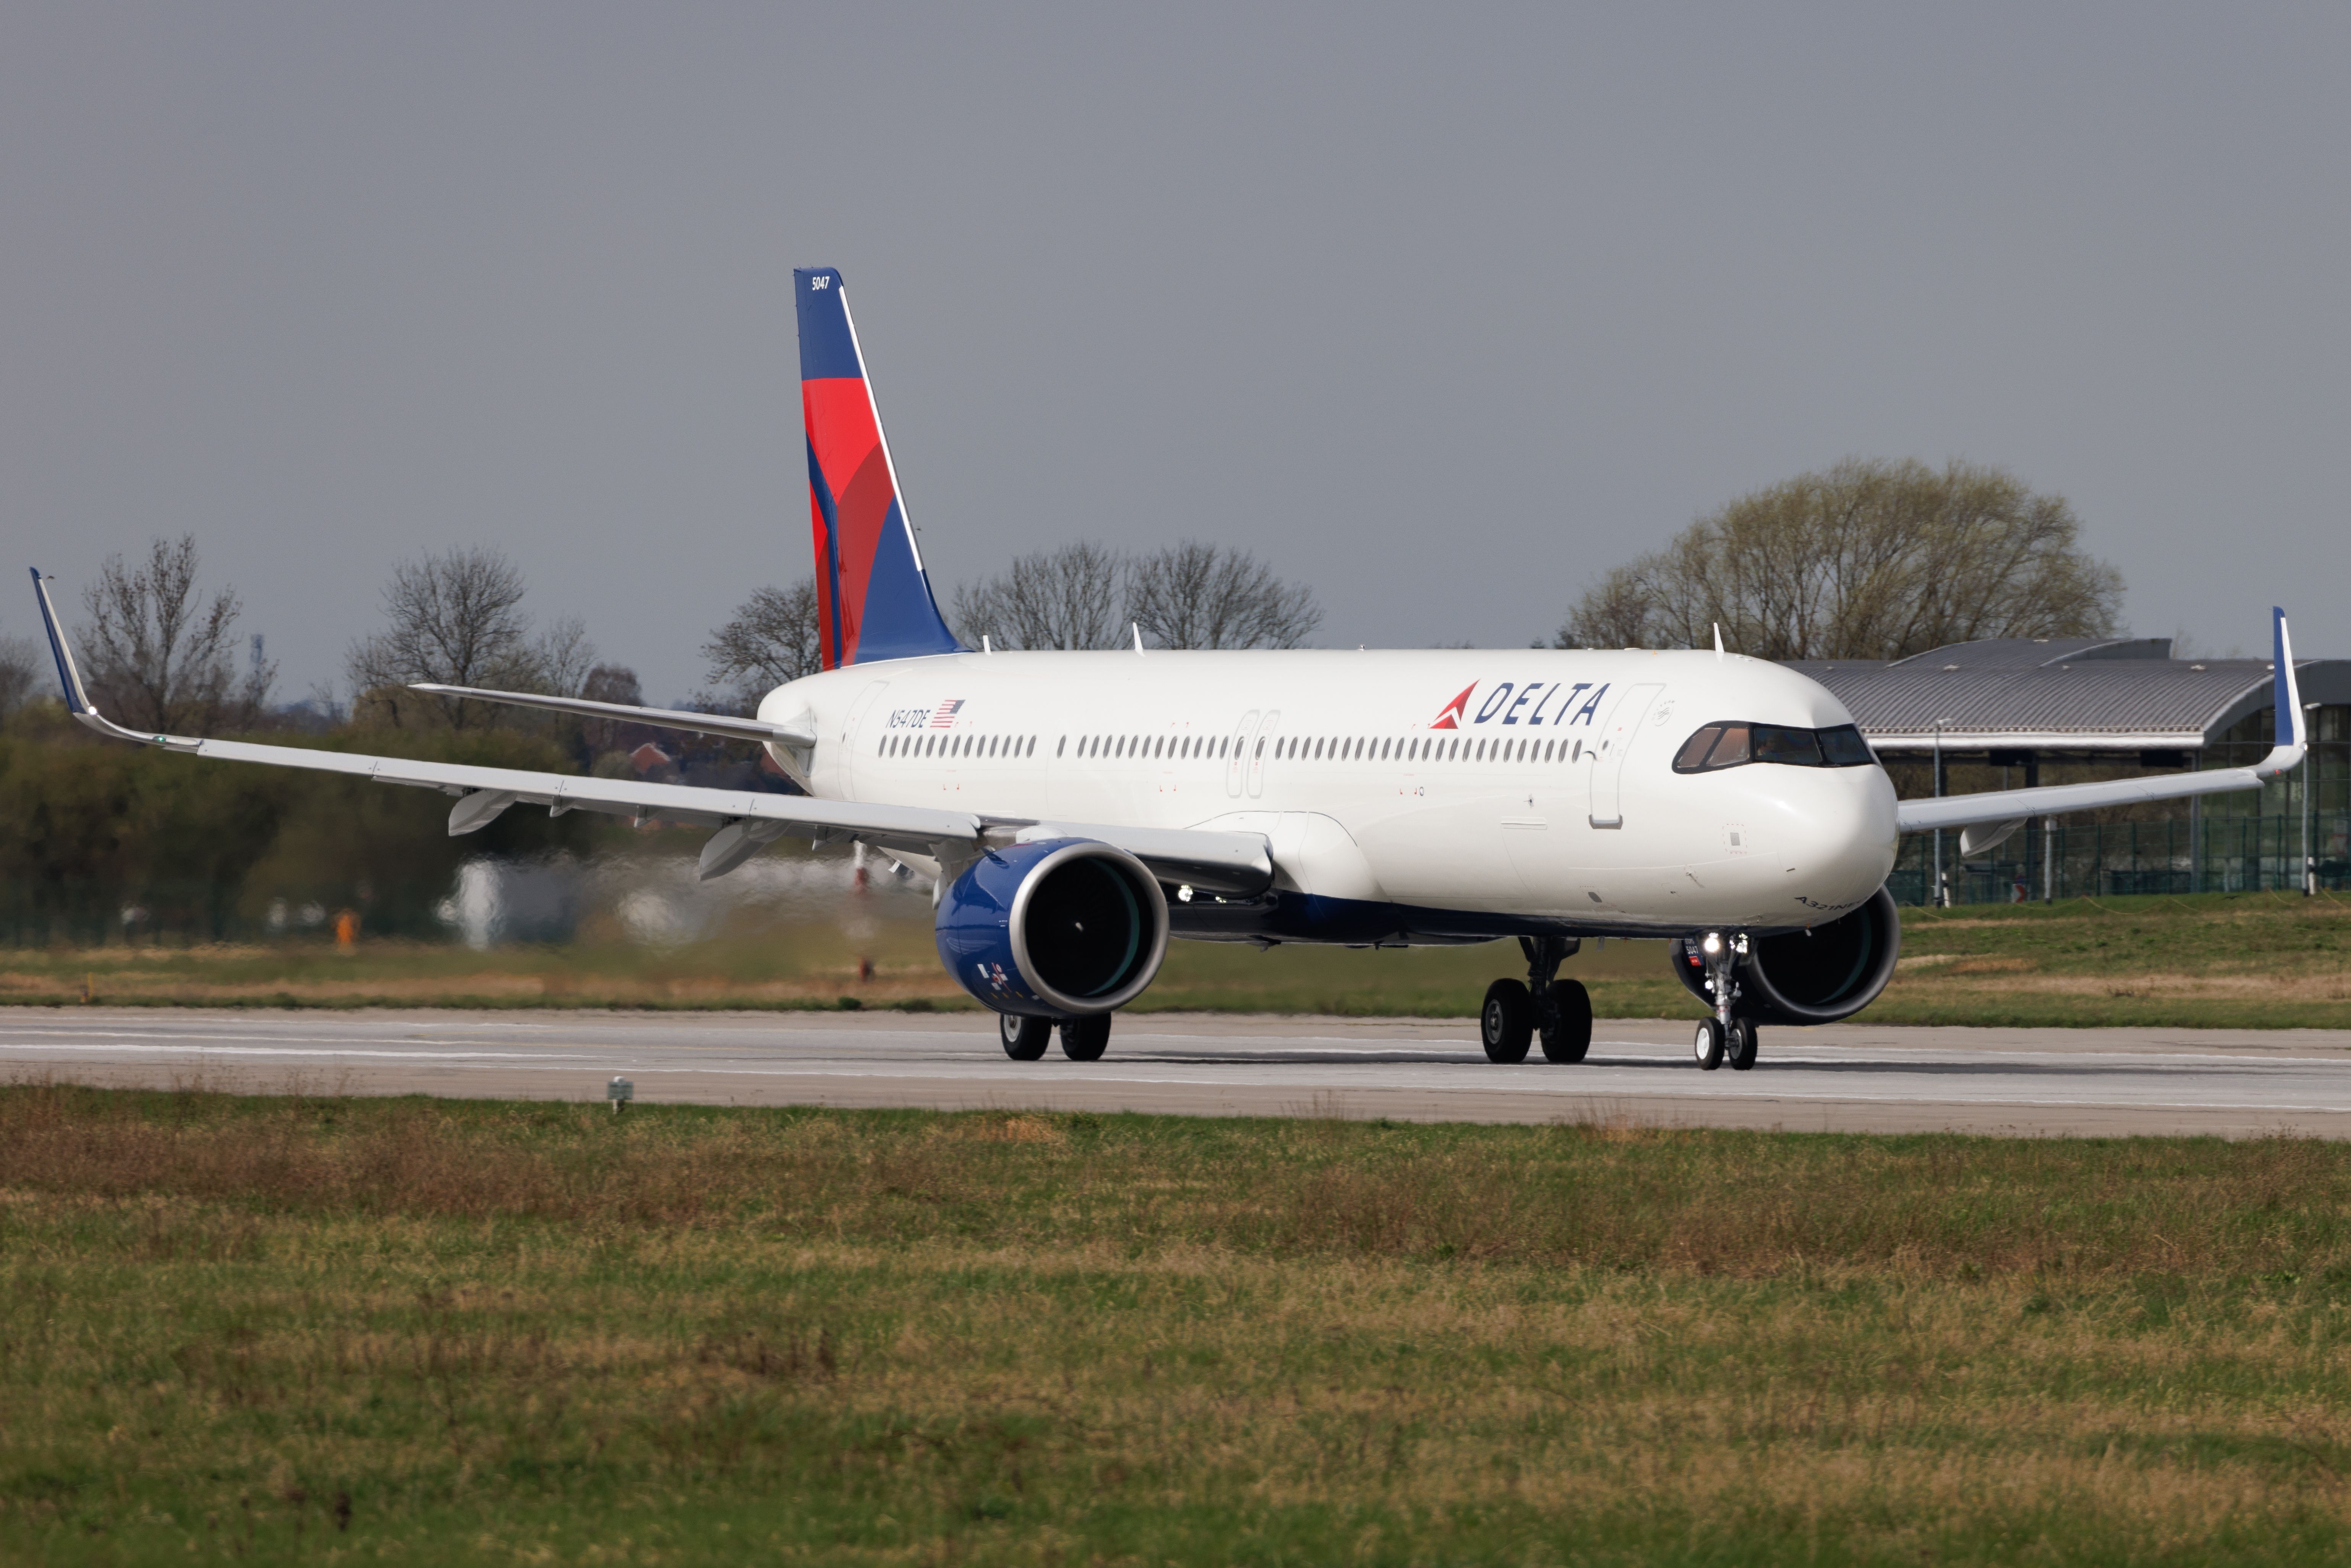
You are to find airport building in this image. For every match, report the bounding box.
[1789,636,2351,904]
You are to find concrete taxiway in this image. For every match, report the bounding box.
[7,1008,2351,1136]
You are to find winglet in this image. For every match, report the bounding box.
[29,568,94,716]
[25,568,194,748]
[2256,605,2307,777]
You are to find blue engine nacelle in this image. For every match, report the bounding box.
[934,838,1170,1018]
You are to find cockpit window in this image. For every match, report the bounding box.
[1674,721,1876,773]
[1817,724,1875,766]
[1752,725,1821,766]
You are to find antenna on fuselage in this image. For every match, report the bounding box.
[1713,623,1725,659]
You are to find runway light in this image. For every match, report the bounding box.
[607,1077,635,1115]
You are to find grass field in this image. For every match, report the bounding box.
[5,890,2350,1028]
[9,1087,2351,1562]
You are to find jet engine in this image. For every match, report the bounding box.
[934,838,1169,1018]
[1669,886,1902,1026]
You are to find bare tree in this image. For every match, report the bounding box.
[702,579,823,700]
[76,536,274,732]
[347,547,591,727]
[579,663,643,753]
[1555,458,2124,660]
[0,632,40,722]
[952,542,1125,651]
[533,615,597,701]
[1125,541,1321,650]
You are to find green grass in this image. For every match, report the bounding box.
[4,890,2348,1028]
[10,1087,2351,1561]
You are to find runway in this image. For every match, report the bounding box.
[8,1008,2351,1136]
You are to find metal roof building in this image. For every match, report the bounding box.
[1787,636,2351,759]
[1781,636,2351,900]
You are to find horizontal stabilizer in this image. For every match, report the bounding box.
[408,684,816,748]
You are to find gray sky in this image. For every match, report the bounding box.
[5,3,2346,703]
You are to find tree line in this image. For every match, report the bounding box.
[0,455,2123,944]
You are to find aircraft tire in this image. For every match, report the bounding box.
[1060,1014,1112,1062]
[1693,1018,1726,1071]
[1481,979,1534,1064]
[1726,1018,1759,1071]
[1000,1013,1053,1061]
[1540,980,1593,1064]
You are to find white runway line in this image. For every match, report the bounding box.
[6,1008,2351,1133]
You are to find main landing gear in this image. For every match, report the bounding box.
[998,1012,1112,1062]
[1689,931,1760,1072]
[1481,936,1594,1064]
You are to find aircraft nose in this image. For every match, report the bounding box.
[1764,767,1900,906]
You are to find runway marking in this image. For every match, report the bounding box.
[2,1043,595,1062]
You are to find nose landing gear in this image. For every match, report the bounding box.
[1481,937,1594,1065]
[1690,931,1761,1071]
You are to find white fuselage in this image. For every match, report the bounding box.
[761,647,1899,936]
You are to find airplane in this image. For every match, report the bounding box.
[30,267,2309,1073]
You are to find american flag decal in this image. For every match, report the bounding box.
[930,698,965,728]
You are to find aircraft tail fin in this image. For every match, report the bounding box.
[794,267,962,670]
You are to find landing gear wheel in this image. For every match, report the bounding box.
[1481,979,1533,1064]
[1540,979,1593,1064]
[1726,1018,1759,1071]
[1693,1018,1726,1071]
[1059,1014,1112,1062]
[1000,1013,1052,1061]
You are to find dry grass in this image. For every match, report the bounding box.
[8,1088,2351,1562]
[2,892,2348,1036]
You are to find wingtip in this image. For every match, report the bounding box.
[2268,605,2306,756]
[27,567,88,716]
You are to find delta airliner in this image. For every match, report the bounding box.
[32,268,2307,1072]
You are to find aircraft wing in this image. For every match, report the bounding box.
[1894,607,2308,836]
[29,570,1274,894]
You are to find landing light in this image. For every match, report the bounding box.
[1701,932,1723,956]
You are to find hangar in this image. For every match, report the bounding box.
[1788,636,2351,904]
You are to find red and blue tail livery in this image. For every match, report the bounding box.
[795,267,961,669]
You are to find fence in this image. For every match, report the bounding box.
[1889,811,2351,906]
[0,877,464,949]
[0,855,907,950]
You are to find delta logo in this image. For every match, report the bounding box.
[1429,680,1613,729]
